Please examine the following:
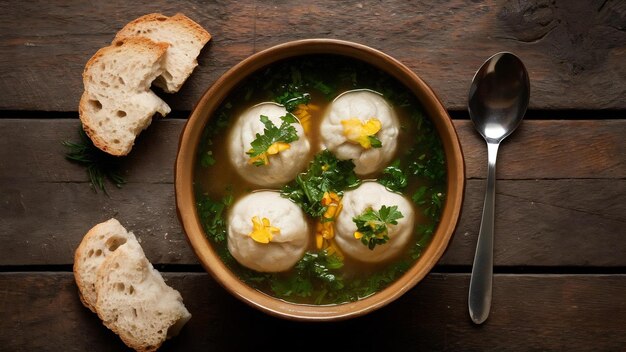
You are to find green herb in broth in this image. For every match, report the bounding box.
[272,251,344,300]
[197,101,233,170]
[378,160,408,192]
[275,90,311,112]
[404,108,446,260]
[194,55,447,305]
[281,150,359,218]
[407,108,447,224]
[196,190,233,244]
[255,58,339,104]
[339,259,412,301]
[200,150,216,167]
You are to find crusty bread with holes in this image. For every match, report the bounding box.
[79,37,171,156]
[95,241,191,352]
[73,218,191,351]
[114,13,211,93]
[73,218,137,313]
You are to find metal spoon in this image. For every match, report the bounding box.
[467,52,530,324]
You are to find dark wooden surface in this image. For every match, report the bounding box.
[2,273,626,351]
[1,1,626,351]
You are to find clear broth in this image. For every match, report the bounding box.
[194,55,446,305]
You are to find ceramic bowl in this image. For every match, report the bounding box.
[175,39,465,321]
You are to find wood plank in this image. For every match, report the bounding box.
[1,119,624,183]
[1,1,625,111]
[1,272,625,351]
[0,182,193,266]
[1,179,624,267]
[440,179,626,267]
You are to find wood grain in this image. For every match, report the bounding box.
[0,118,624,267]
[1,118,624,183]
[1,272,625,351]
[0,0,625,111]
[1,178,623,267]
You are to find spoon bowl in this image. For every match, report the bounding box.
[469,53,530,142]
[467,52,530,324]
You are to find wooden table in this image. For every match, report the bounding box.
[1,1,625,350]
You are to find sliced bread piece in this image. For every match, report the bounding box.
[95,240,191,352]
[114,13,211,93]
[79,37,171,156]
[73,218,137,313]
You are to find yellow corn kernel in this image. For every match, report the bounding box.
[321,192,333,206]
[321,192,341,206]
[322,222,334,239]
[354,231,364,239]
[316,232,324,249]
[327,240,344,259]
[293,103,319,135]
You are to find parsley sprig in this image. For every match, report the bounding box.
[353,205,404,250]
[62,127,125,195]
[246,114,299,166]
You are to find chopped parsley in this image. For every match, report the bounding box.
[281,150,359,217]
[196,191,233,243]
[275,90,311,112]
[353,205,404,250]
[196,101,233,170]
[200,150,216,167]
[270,251,344,302]
[378,160,408,192]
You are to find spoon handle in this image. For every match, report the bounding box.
[468,141,499,324]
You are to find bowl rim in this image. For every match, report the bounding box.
[175,38,465,321]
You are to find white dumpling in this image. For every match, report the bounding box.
[228,102,311,187]
[334,182,415,263]
[320,90,399,175]
[227,191,309,272]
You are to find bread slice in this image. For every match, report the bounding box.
[95,241,191,352]
[114,13,211,93]
[79,37,171,156]
[73,218,137,313]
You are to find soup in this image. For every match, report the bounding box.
[194,55,446,305]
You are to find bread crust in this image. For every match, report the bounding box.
[73,218,134,312]
[114,13,211,47]
[113,13,211,93]
[79,37,170,156]
[74,219,190,351]
[73,220,108,312]
[79,13,210,155]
